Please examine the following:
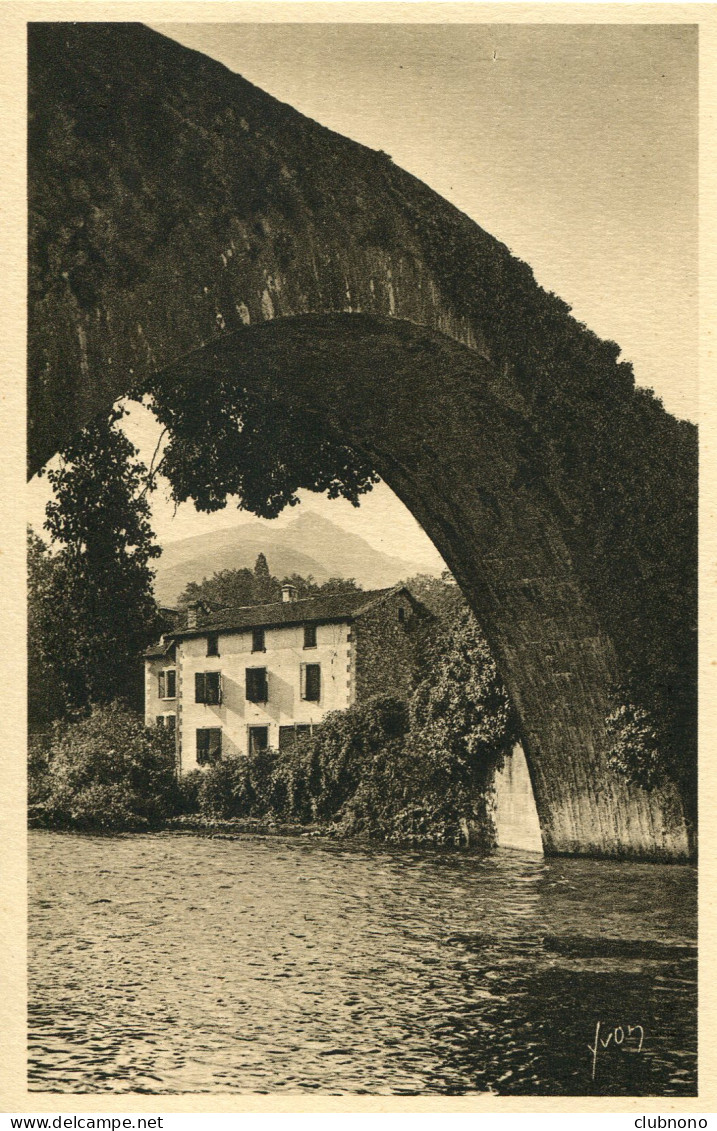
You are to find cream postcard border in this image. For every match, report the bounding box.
[1,1,714,1114]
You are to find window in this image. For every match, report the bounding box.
[156,714,176,731]
[300,663,321,702]
[195,671,221,705]
[207,632,219,657]
[196,727,222,765]
[158,669,176,699]
[252,626,265,652]
[398,606,405,623]
[248,726,269,756]
[303,623,317,649]
[279,724,312,751]
[245,667,268,703]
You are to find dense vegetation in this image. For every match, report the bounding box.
[29,703,179,831]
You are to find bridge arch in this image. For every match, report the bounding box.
[28,23,695,858]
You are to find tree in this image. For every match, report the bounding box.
[27,529,64,730]
[34,406,162,718]
[252,552,278,603]
[277,573,362,600]
[176,565,363,613]
[177,568,256,612]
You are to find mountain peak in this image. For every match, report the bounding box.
[153,509,441,605]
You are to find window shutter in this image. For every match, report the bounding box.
[195,672,206,703]
[196,728,208,764]
[158,671,165,698]
[205,671,221,705]
[301,664,321,701]
[166,670,176,698]
[307,664,321,701]
[246,668,267,703]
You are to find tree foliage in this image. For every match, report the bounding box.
[177,558,363,613]
[29,702,179,830]
[140,381,379,520]
[27,530,65,730]
[29,407,162,723]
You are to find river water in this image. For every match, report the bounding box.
[28,830,697,1096]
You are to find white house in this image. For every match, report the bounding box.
[145,584,422,773]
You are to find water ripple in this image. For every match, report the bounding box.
[28,831,696,1096]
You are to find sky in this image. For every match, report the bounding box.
[28,21,697,563]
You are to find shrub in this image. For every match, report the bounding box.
[175,769,203,815]
[606,701,663,789]
[28,731,51,807]
[196,757,251,819]
[33,701,179,830]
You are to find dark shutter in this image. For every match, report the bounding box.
[302,663,321,702]
[166,715,176,732]
[246,668,267,703]
[303,623,317,649]
[206,671,221,705]
[158,671,166,698]
[280,724,312,750]
[197,727,222,765]
[208,728,222,760]
[156,715,164,727]
[248,726,268,755]
[196,728,208,763]
[166,670,176,698]
[195,672,206,703]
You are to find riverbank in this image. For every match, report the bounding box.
[28,809,498,851]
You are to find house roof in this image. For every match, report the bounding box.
[144,638,177,659]
[161,585,413,644]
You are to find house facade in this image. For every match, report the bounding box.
[145,584,422,773]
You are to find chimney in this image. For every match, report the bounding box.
[281,583,298,603]
[186,600,208,628]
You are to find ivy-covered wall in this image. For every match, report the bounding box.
[354,591,422,704]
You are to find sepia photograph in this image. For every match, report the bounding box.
[22,9,700,1101]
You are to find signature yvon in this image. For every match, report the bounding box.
[588,1020,645,1080]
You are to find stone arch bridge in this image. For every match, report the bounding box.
[28,23,697,859]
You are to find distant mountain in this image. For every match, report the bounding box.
[152,511,441,606]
